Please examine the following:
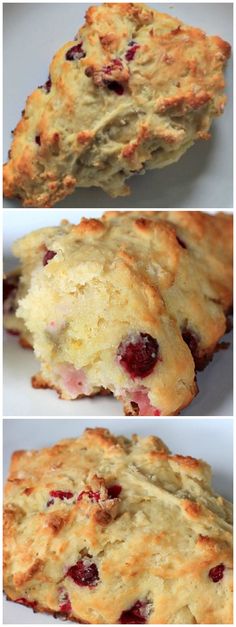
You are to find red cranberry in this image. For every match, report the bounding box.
[66,558,99,587]
[182,328,198,359]
[47,499,54,507]
[66,43,85,61]
[117,332,159,378]
[59,590,72,613]
[6,329,20,336]
[43,250,57,266]
[107,484,122,499]
[125,43,140,61]
[77,485,122,502]
[107,81,124,95]
[39,76,52,93]
[208,563,225,582]
[49,490,73,500]
[3,277,17,302]
[77,490,100,502]
[119,600,149,624]
[35,135,41,146]
[16,598,37,609]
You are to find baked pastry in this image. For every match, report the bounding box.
[3,427,233,624]
[3,211,233,416]
[3,3,231,207]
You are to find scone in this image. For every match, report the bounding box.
[3,211,233,416]
[3,3,231,207]
[3,427,233,624]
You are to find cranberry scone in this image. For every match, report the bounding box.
[3,427,233,624]
[3,3,231,207]
[4,211,233,416]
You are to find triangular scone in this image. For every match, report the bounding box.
[3,428,233,623]
[3,3,231,207]
[4,211,233,416]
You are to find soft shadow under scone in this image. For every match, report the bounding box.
[3,211,233,416]
[3,427,233,624]
[3,3,231,207]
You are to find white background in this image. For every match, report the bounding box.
[3,2,233,208]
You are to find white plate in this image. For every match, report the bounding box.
[3,209,233,417]
[3,3,233,209]
[3,417,233,624]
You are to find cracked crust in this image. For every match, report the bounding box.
[3,428,233,623]
[3,3,231,207]
[3,210,233,416]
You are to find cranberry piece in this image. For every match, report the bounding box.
[66,43,85,61]
[47,499,54,507]
[66,558,99,587]
[107,484,122,499]
[6,329,20,336]
[182,328,198,359]
[35,135,41,146]
[208,563,225,582]
[16,598,37,609]
[39,76,52,93]
[117,332,159,378]
[125,44,140,61]
[77,490,100,502]
[49,490,73,500]
[119,601,149,624]
[59,590,72,613]
[176,236,187,249]
[43,250,57,266]
[3,277,17,302]
[107,81,124,95]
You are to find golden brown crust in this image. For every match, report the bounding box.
[3,428,233,623]
[3,3,231,207]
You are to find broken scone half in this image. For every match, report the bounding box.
[3,211,233,416]
[3,427,233,624]
[3,3,231,207]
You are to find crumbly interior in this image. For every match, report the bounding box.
[4,211,233,416]
[3,428,233,624]
[3,3,231,207]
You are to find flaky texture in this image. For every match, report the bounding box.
[3,211,233,416]
[3,428,233,624]
[3,3,231,207]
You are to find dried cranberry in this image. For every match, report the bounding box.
[176,236,187,249]
[208,563,225,582]
[66,558,99,587]
[16,598,37,609]
[125,44,140,61]
[107,81,124,95]
[59,590,72,613]
[47,499,54,507]
[119,600,149,624]
[3,277,17,302]
[182,328,199,359]
[43,250,57,266]
[35,135,41,146]
[66,43,85,61]
[6,329,20,336]
[49,490,73,500]
[107,484,122,499]
[117,332,159,378]
[39,76,52,93]
[77,490,100,502]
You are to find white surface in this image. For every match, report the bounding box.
[3,3,233,209]
[3,418,233,624]
[3,209,233,417]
